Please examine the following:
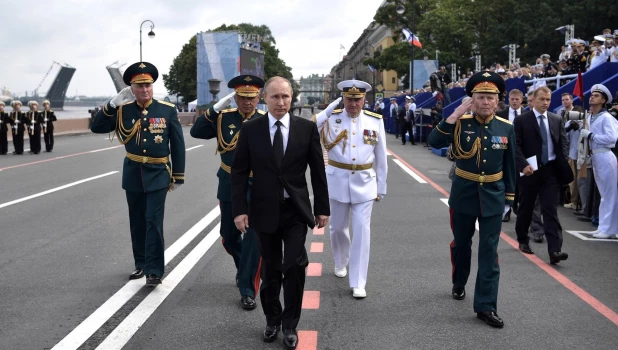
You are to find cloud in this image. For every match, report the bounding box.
[0,0,382,97]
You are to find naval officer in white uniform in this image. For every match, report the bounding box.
[313,80,388,298]
[580,84,618,239]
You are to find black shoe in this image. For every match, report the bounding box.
[452,287,465,300]
[519,243,534,254]
[283,329,298,349]
[146,274,162,285]
[263,325,280,343]
[402,142,406,145]
[477,311,504,328]
[532,234,544,243]
[241,296,257,310]
[235,275,239,287]
[502,208,511,222]
[549,252,568,265]
[129,268,144,280]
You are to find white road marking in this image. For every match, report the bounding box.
[52,206,221,350]
[90,145,123,153]
[185,145,204,151]
[95,223,222,350]
[393,159,427,183]
[0,171,119,210]
[565,230,618,242]
[386,151,392,156]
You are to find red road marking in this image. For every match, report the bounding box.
[298,330,318,350]
[387,148,618,328]
[310,242,323,253]
[313,227,324,235]
[302,291,320,309]
[0,145,123,171]
[306,263,322,277]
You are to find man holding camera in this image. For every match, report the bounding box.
[560,93,582,210]
[580,84,618,239]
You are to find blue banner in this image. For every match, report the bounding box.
[197,32,241,106]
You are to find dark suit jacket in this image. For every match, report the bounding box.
[495,108,509,119]
[231,114,330,233]
[514,110,573,185]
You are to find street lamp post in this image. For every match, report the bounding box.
[396,1,414,92]
[140,20,156,62]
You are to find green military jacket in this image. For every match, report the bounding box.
[91,99,186,193]
[190,106,266,201]
[428,113,515,217]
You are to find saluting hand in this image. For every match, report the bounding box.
[110,87,134,108]
[213,91,236,113]
[315,215,329,229]
[445,98,473,124]
[234,214,249,233]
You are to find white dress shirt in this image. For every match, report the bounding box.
[533,108,556,162]
[268,112,290,197]
[508,107,522,123]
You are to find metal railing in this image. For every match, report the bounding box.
[524,73,578,89]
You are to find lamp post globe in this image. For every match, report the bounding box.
[396,4,405,14]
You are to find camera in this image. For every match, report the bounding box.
[562,110,585,120]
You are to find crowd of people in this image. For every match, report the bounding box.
[0,99,56,155]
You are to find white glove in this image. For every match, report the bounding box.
[503,205,511,216]
[110,87,134,108]
[376,194,385,201]
[170,183,183,191]
[579,129,592,140]
[213,91,236,113]
[318,97,342,118]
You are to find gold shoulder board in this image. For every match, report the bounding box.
[256,109,267,115]
[221,108,238,113]
[363,110,382,119]
[120,100,135,107]
[460,114,473,120]
[332,109,343,114]
[495,116,512,125]
[158,100,176,107]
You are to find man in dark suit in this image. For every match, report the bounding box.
[231,76,330,350]
[514,86,571,264]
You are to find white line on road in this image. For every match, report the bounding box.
[393,159,427,184]
[0,171,119,210]
[52,206,221,350]
[90,145,123,153]
[95,223,222,350]
[386,151,392,156]
[565,230,618,242]
[186,145,204,151]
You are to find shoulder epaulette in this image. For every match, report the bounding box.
[221,108,238,113]
[158,100,176,107]
[363,110,382,119]
[256,109,267,115]
[120,100,135,107]
[49,110,54,112]
[495,116,512,125]
[332,109,343,114]
[460,114,473,120]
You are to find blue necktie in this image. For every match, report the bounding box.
[539,115,549,165]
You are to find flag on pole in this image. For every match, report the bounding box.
[340,44,345,50]
[573,71,584,100]
[402,28,422,48]
[368,65,376,72]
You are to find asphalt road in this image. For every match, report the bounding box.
[1,110,617,350]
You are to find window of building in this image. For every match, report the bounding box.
[392,77,396,84]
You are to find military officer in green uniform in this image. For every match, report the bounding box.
[91,62,186,285]
[428,71,515,328]
[190,75,265,309]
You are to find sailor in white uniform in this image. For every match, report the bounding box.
[580,84,618,239]
[313,80,388,298]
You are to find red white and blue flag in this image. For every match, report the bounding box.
[402,28,422,48]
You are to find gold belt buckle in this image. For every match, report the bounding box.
[351,164,357,171]
[478,175,486,183]
[142,156,149,163]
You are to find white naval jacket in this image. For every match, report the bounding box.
[315,109,387,203]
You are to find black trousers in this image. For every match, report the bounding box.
[44,129,54,151]
[256,200,309,330]
[515,162,563,254]
[0,126,7,154]
[28,127,41,154]
[400,121,414,144]
[12,127,24,154]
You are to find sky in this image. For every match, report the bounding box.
[0,0,383,98]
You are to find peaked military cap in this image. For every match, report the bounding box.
[123,62,159,85]
[11,100,22,107]
[337,79,372,98]
[28,100,38,107]
[591,84,612,104]
[0,101,5,106]
[227,75,264,97]
[465,71,505,97]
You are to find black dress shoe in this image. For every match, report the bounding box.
[502,208,511,222]
[519,243,534,254]
[549,252,568,265]
[283,329,298,349]
[241,296,257,310]
[532,234,544,243]
[477,311,504,328]
[146,274,162,285]
[129,268,144,280]
[452,287,465,300]
[263,325,280,343]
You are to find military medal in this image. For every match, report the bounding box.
[132,119,135,124]
[466,135,471,142]
[142,110,148,115]
[154,135,163,144]
[336,119,342,124]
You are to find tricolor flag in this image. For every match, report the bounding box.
[402,28,422,48]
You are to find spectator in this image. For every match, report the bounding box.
[559,93,582,210]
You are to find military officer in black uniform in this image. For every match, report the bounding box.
[0,101,8,155]
[41,100,57,152]
[190,75,265,309]
[26,101,43,154]
[9,100,26,155]
[428,72,515,328]
[91,62,186,285]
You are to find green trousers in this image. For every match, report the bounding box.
[220,201,261,298]
[449,208,501,313]
[125,188,168,278]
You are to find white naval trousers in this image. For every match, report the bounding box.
[592,152,618,235]
[329,199,374,289]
